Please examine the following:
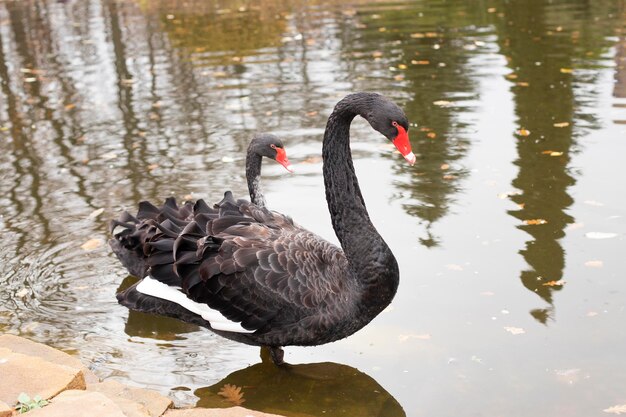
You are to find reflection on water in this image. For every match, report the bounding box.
[196,356,405,417]
[1,0,626,416]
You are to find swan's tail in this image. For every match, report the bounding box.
[109,197,197,277]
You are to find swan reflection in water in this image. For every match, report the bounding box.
[118,280,405,417]
[194,354,405,417]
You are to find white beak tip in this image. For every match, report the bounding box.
[404,151,416,166]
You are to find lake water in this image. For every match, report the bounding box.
[0,0,625,416]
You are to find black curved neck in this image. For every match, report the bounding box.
[246,150,266,208]
[322,93,399,305]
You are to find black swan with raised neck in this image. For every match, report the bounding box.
[112,92,414,364]
[109,133,292,278]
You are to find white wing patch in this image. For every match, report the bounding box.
[136,276,256,333]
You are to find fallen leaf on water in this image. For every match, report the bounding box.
[542,280,566,287]
[88,208,104,219]
[524,219,548,225]
[560,68,574,74]
[372,51,383,58]
[440,164,450,170]
[433,100,451,107]
[585,232,618,239]
[399,333,431,342]
[64,103,76,111]
[553,122,570,128]
[505,73,518,80]
[426,132,437,139]
[81,238,103,251]
[306,111,318,117]
[410,33,424,38]
[603,404,626,415]
[584,260,603,268]
[516,81,530,87]
[541,150,563,156]
[504,326,525,335]
[218,384,245,406]
[516,128,530,136]
[148,164,159,171]
[411,60,430,65]
[398,64,407,70]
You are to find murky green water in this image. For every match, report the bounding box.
[1,0,625,415]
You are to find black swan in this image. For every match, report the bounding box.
[109,133,292,278]
[113,92,414,364]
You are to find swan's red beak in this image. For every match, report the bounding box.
[392,125,415,166]
[275,147,294,173]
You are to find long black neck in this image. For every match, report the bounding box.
[246,150,266,208]
[322,93,399,310]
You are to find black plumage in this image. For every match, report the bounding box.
[111,92,414,364]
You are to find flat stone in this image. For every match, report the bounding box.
[164,407,285,417]
[0,335,98,383]
[87,380,172,417]
[0,348,85,405]
[25,390,126,417]
[0,400,13,417]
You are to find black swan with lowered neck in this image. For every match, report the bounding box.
[113,92,414,364]
[109,133,292,278]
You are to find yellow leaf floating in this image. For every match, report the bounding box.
[541,150,563,156]
[542,280,566,287]
[553,122,570,128]
[504,326,525,335]
[516,128,530,136]
[524,219,547,225]
[584,260,603,268]
[81,238,103,251]
[560,68,573,74]
[218,384,245,406]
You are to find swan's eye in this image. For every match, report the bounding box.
[392,121,399,127]
[270,144,276,149]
